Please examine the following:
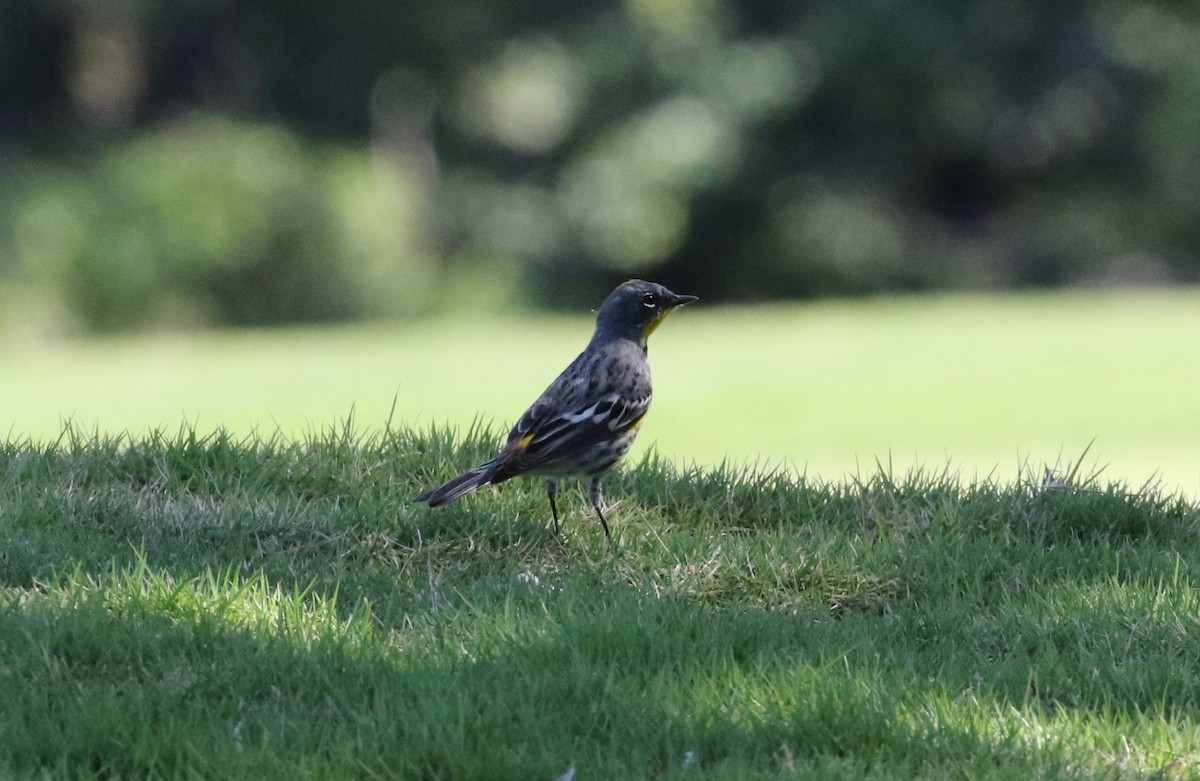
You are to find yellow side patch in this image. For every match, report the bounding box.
[515,433,534,451]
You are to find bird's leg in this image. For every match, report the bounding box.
[589,477,611,539]
[545,479,560,535]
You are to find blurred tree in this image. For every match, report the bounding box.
[1,0,1197,334]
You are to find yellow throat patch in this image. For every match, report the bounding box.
[641,308,672,339]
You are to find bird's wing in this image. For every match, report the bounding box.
[493,392,651,478]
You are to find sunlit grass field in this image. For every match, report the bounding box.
[4,289,1200,778]
[4,289,1198,497]
[2,423,1200,778]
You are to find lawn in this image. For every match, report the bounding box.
[2,288,1200,778]
[3,288,1199,497]
[1,423,1198,778]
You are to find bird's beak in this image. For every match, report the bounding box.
[669,293,698,308]
[643,291,698,338]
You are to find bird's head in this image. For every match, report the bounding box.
[594,279,698,344]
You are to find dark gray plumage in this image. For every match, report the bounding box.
[416,279,697,537]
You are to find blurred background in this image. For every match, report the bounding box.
[2,0,1198,492]
[4,0,1199,332]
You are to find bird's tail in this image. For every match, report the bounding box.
[415,460,498,507]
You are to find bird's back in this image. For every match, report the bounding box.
[490,336,652,481]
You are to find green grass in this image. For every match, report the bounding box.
[2,422,1200,778]
[3,288,1199,497]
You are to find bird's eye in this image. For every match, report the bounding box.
[641,292,656,308]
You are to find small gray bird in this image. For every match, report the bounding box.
[416,279,697,537]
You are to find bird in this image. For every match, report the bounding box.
[415,279,697,538]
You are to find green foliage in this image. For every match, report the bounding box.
[2,2,1200,333]
[2,422,1200,778]
[1,116,437,333]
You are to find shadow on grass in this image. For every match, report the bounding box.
[1,568,1097,780]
